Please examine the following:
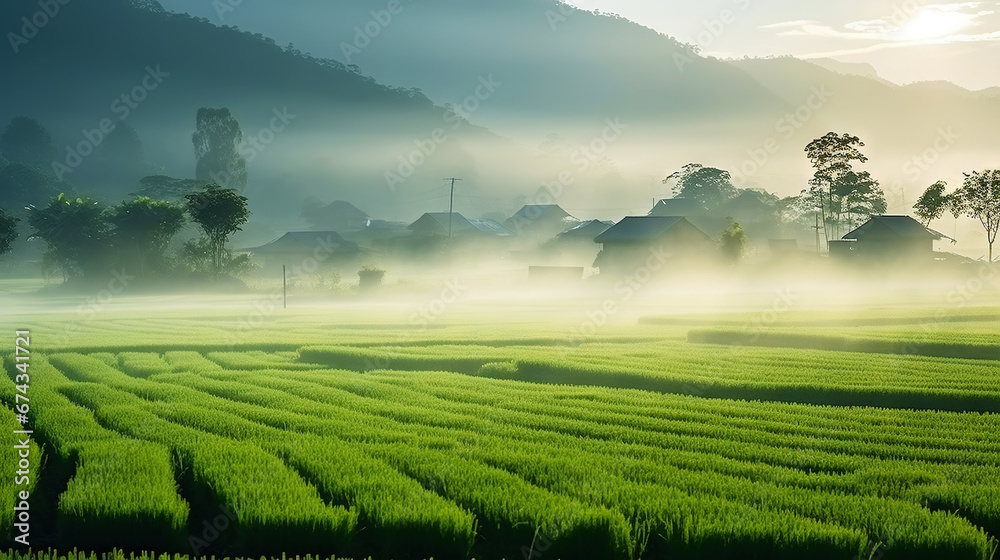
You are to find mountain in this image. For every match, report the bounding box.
[729,56,1000,207]
[4,0,998,229]
[0,0,548,224]
[147,0,1000,207]
[805,58,896,87]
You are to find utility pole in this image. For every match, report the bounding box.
[444,177,462,238]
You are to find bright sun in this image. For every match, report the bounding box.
[895,8,971,41]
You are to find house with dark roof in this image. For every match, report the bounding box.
[399,213,514,261]
[539,220,614,267]
[648,198,725,240]
[593,216,714,273]
[648,198,709,218]
[504,205,577,238]
[301,200,370,231]
[242,231,366,272]
[409,213,480,237]
[832,215,953,261]
[556,219,614,241]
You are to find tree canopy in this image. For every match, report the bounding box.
[184,183,250,275]
[0,208,18,256]
[27,194,109,279]
[952,170,1000,262]
[0,116,57,169]
[912,181,954,226]
[804,132,885,240]
[663,164,738,211]
[107,197,186,275]
[193,107,248,190]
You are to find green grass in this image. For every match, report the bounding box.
[1,303,999,559]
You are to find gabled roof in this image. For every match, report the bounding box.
[409,213,478,235]
[842,215,953,241]
[557,219,614,239]
[320,200,368,218]
[507,205,573,222]
[363,219,407,230]
[468,219,515,237]
[594,216,711,243]
[244,231,363,254]
[649,198,708,217]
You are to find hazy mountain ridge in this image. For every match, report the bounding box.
[0,0,545,221]
[2,0,997,227]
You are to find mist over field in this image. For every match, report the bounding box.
[2,1,1000,560]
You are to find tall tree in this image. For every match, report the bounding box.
[804,132,884,240]
[913,181,952,227]
[27,194,109,279]
[0,208,18,256]
[107,197,186,275]
[663,164,738,212]
[95,122,147,190]
[952,170,1000,262]
[192,108,247,190]
[0,163,62,212]
[0,116,56,169]
[184,184,250,275]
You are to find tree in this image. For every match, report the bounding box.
[913,181,952,226]
[107,197,186,275]
[719,218,747,263]
[184,184,250,275]
[93,122,147,193]
[0,116,56,169]
[27,194,109,279]
[0,163,63,212]
[951,170,1000,261]
[804,133,884,240]
[663,164,737,212]
[0,208,18,256]
[193,108,248,190]
[131,175,207,203]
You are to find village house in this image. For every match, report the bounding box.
[830,215,953,261]
[505,204,578,238]
[242,231,366,274]
[593,216,714,273]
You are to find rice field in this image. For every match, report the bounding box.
[0,299,999,560]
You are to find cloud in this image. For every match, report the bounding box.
[760,2,1000,50]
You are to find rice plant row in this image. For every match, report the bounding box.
[38,352,1000,559]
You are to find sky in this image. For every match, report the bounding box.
[565,0,1000,90]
